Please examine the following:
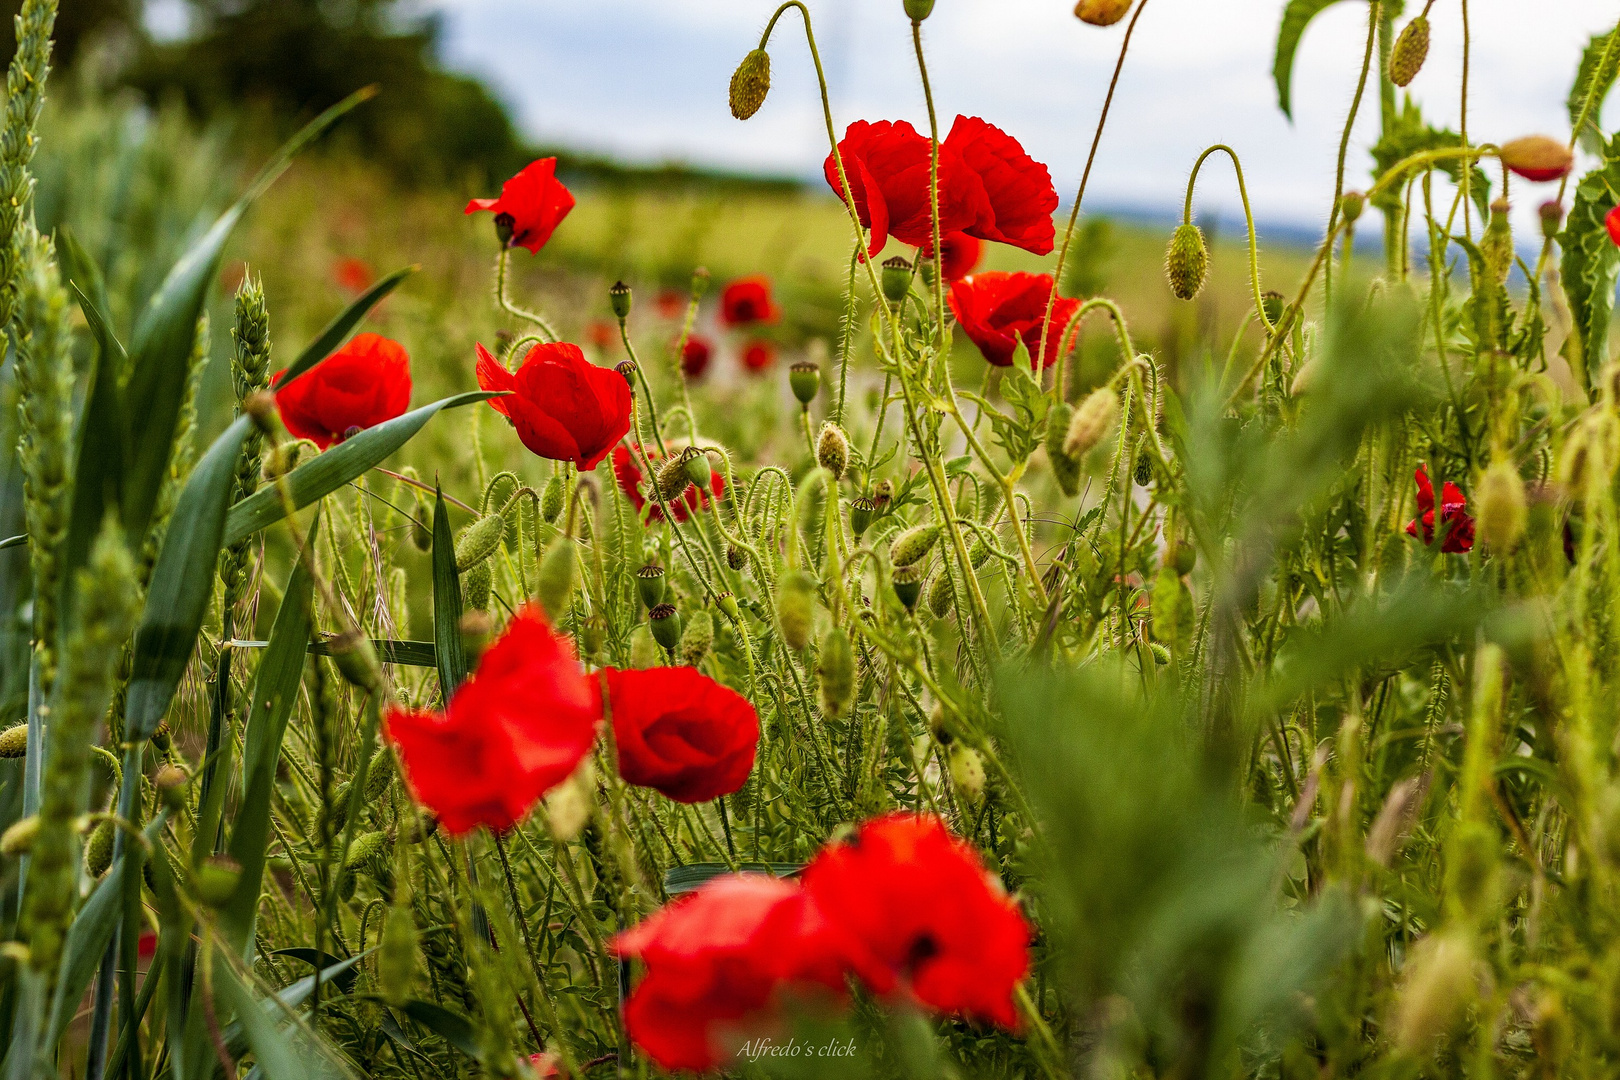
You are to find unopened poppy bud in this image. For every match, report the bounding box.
[1394,931,1476,1054]
[968,538,991,569]
[849,497,877,538]
[2,816,38,856]
[1065,387,1119,458]
[380,901,418,1007]
[1148,642,1171,665]
[1540,200,1565,239]
[455,513,505,571]
[609,281,632,320]
[681,446,712,492]
[1074,0,1132,26]
[195,855,242,907]
[817,626,855,716]
[0,723,25,758]
[656,454,693,503]
[462,558,492,611]
[881,256,913,304]
[629,625,660,669]
[541,474,565,523]
[637,564,666,608]
[680,609,714,666]
[1339,191,1365,224]
[872,479,893,511]
[1476,460,1528,550]
[891,563,925,611]
[243,390,278,432]
[726,543,747,570]
[1045,402,1081,497]
[790,361,822,405]
[1169,539,1197,576]
[649,603,684,652]
[1389,15,1429,87]
[1481,198,1513,283]
[716,591,740,620]
[154,765,189,811]
[891,524,942,567]
[538,537,577,620]
[581,613,606,660]
[1134,451,1153,488]
[329,630,383,692]
[1499,135,1574,183]
[904,0,935,20]
[262,441,304,481]
[777,569,816,650]
[459,610,493,664]
[729,48,772,120]
[1165,223,1207,301]
[948,744,985,801]
[85,818,115,877]
[927,570,954,618]
[691,266,711,300]
[817,422,849,479]
[615,359,638,386]
[1261,290,1286,326]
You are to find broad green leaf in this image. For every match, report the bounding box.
[220,515,318,956]
[270,949,362,995]
[400,999,481,1060]
[1570,26,1620,154]
[125,415,255,742]
[1274,0,1347,120]
[1559,131,1620,391]
[222,391,500,547]
[432,487,468,701]
[275,265,418,387]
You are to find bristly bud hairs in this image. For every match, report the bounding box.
[729,48,772,120]
[1389,14,1430,87]
[1165,223,1207,301]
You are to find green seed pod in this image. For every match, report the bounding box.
[817,626,855,717]
[1476,459,1528,550]
[716,592,741,621]
[1540,200,1565,239]
[538,537,578,620]
[890,524,943,568]
[948,744,985,802]
[85,819,115,878]
[649,603,684,652]
[1261,290,1286,326]
[581,614,606,661]
[729,48,772,120]
[892,563,925,611]
[630,625,660,669]
[656,454,693,503]
[1480,198,1513,284]
[329,630,383,693]
[637,564,667,608]
[1389,15,1429,87]
[1064,387,1119,459]
[153,766,189,812]
[1148,642,1171,666]
[609,280,632,320]
[777,569,816,651]
[195,855,242,908]
[790,361,822,406]
[540,474,565,523]
[329,780,353,833]
[0,723,26,758]
[380,901,418,1008]
[682,446,713,492]
[692,266,712,300]
[1133,451,1153,488]
[881,256,913,304]
[462,558,492,613]
[364,747,395,803]
[1074,0,1132,26]
[1165,223,1208,301]
[1045,402,1081,497]
[2,816,38,856]
[1169,539,1197,576]
[1338,191,1365,224]
[817,422,849,480]
[680,609,715,667]
[849,497,877,539]
[455,513,505,571]
[927,570,954,619]
[151,721,172,753]
[904,0,935,20]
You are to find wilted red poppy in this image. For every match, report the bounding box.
[271,332,412,449]
[601,666,759,803]
[386,606,600,835]
[465,157,577,254]
[1607,205,1620,248]
[943,116,1058,256]
[936,232,984,282]
[801,813,1031,1029]
[612,444,727,524]
[475,342,632,472]
[613,874,845,1071]
[824,119,979,257]
[721,277,781,326]
[741,340,776,374]
[948,272,1081,369]
[1405,465,1475,553]
[332,256,374,296]
[680,335,713,379]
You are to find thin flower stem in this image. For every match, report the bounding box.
[912,19,948,357]
[1324,1,1380,305]
[494,248,558,341]
[835,245,860,426]
[1184,144,1272,332]
[620,320,669,458]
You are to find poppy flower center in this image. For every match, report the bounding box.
[905,931,940,972]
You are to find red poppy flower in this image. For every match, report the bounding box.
[680,335,713,379]
[332,256,374,296]
[475,342,632,472]
[612,445,727,524]
[656,288,686,320]
[1405,465,1475,553]
[935,231,984,282]
[465,157,577,254]
[948,272,1081,369]
[824,120,980,258]
[600,667,759,803]
[801,813,1031,1029]
[721,277,781,327]
[1607,205,1620,248]
[741,340,776,374]
[137,930,158,961]
[527,1053,563,1079]
[271,332,412,449]
[613,874,845,1071]
[942,116,1058,256]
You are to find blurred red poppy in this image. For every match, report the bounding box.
[601,666,759,803]
[586,320,619,351]
[527,1053,563,1079]
[271,332,412,449]
[1607,204,1620,247]
[943,116,1058,256]
[680,335,713,379]
[740,340,776,374]
[656,288,687,319]
[386,606,600,835]
[465,157,577,254]
[1405,465,1475,553]
[948,272,1081,369]
[721,277,780,326]
[801,813,1031,1029]
[332,256,375,296]
[935,231,984,282]
[475,342,632,471]
[612,444,727,524]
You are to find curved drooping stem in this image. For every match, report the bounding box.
[1184,144,1272,334]
[493,248,558,342]
[1323,0,1380,305]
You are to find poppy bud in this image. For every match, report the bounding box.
[656,454,693,503]
[817,626,855,716]
[581,613,606,660]
[881,256,913,304]
[410,504,432,551]
[85,818,115,878]
[1,816,38,856]
[872,479,893,511]
[1165,223,1208,301]
[849,496,877,538]
[1134,451,1153,488]
[154,765,189,812]
[777,569,816,650]
[1499,135,1574,183]
[790,361,822,405]
[1481,198,1513,284]
[726,543,747,570]
[1540,200,1565,239]
[1394,931,1476,1054]
[609,281,632,320]
[1074,0,1132,26]
[968,537,991,569]
[649,603,684,652]
[948,744,986,801]
[681,446,713,492]
[729,48,772,121]
[243,390,278,433]
[680,609,714,666]
[1389,15,1429,87]
[329,629,384,693]
[1064,387,1119,459]
[540,474,565,524]
[817,422,850,479]
[1148,642,1171,666]
[462,558,492,612]
[716,591,740,621]
[630,625,660,669]
[195,855,242,907]
[927,570,954,618]
[615,359,638,386]
[637,564,667,608]
[1261,290,1286,326]
[1339,191,1365,223]
[380,901,418,1008]
[538,537,577,620]
[364,747,395,803]
[1045,402,1082,497]
[0,723,25,758]
[904,0,935,20]
[891,524,942,567]
[455,513,505,571]
[692,266,711,300]
[892,563,925,611]
[1169,539,1197,576]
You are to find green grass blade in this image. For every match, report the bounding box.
[213,955,351,1080]
[274,265,418,387]
[431,486,467,702]
[399,1000,481,1061]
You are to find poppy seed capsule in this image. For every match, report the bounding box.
[790,361,822,405]
[1045,402,1081,497]
[849,496,877,538]
[680,609,714,666]
[609,280,632,320]
[1389,15,1429,87]
[904,0,935,20]
[881,256,913,304]
[818,626,855,716]
[540,474,565,523]
[538,537,577,619]
[380,902,418,1008]
[636,564,666,608]
[1165,223,1208,301]
[817,422,850,479]
[615,359,638,386]
[692,266,712,300]
[681,446,713,492]
[1074,0,1132,26]
[1339,191,1365,223]
[777,569,816,650]
[649,603,684,652]
[891,523,942,567]
[1499,134,1574,183]
[716,591,740,620]
[891,563,925,611]
[154,765,189,811]
[872,479,893,510]
[1064,386,1119,459]
[729,48,772,121]
[1540,200,1565,239]
[455,513,504,571]
[85,818,115,878]
[1477,460,1528,550]
[0,723,25,758]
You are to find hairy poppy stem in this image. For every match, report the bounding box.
[1324,1,1381,306]
[1183,145,1271,334]
[912,20,948,357]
